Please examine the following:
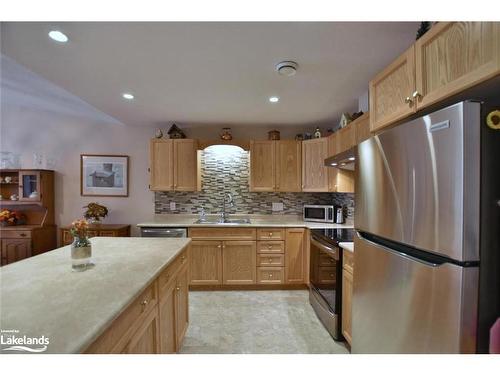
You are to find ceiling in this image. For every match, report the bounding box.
[1,22,418,128]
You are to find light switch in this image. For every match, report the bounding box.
[272,202,283,212]
[170,202,176,211]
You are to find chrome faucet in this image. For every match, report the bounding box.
[220,193,234,222]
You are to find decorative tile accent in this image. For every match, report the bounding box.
[155,145,354,218]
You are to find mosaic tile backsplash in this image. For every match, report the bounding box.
[155,145,354,219]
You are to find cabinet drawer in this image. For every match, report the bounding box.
[158,248,188,292]
[319,253,336,266]
[257,241,284,254]
[0,230,32,239]
[257,267,284,284]
[343,250,354,273]
[85,282,158,353]
[257,253,284,266]
[257,228,285,240]
[98,231,117,237]
[188,228,256,240]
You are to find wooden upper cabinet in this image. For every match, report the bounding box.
[150,139,174,191]
[302,138,329,192]
[415,22,500,110]
[149,139,198,191]
[249,140,276,192]
[335,125,356,155]
[354,113,371,144]
[222,241,256,285]
[276,140,301,192]
[173,139,198,191]
[369,46,416,133]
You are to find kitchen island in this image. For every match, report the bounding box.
[0,237,191,354]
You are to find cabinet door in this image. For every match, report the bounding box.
[249,140,275,192]
[18,171,41,201]
[175,265,189,349]
[342,268,353,346]
[336,125,356,155]
[369,46,416,133]
[123,307,160,354]
[284,228,305,284]
[222,241,256,285]
[302,138,329,192]
[415,22,500,110]
[354,113,371,144]
[150,139,174,191]
[174,139,198,191]
[1,239,31,265]
[189,241,222,285]
[158,280,177,353]
[276,140,301,192]
[61,230,73,246]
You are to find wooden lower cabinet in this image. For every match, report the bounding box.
[1,238,31,266]
[85,247,189,354]
[342,250,354,346]
[189,241,222,285]
[257,267,284,284]
[123,307,160,354]
[222,241,256,285]
[175,265,189,348]
[60,224,131,246]
[158,280,177,353]
[284,228,306,284]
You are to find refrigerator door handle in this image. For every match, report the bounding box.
[357,231,440,268]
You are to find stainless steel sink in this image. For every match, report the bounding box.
[194,217,251,225]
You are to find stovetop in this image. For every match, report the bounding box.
[311,228,355,245]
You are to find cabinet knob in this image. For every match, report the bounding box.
[269,274,273,278]
[181,255,186,263]
[268,245,272,249]
[404,96,413,106]
[330,274,334,277]
[269,258,273,263]
[218,245,221,248]
[140,300,148,308]
[269,232,273,237]
[176,286,181,291]
[412,91,423,100]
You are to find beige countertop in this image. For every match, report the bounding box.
[339,242,354,253]
[137,214,353,229]
[0,237,191,354]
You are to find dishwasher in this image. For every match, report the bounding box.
[140,227,188,238]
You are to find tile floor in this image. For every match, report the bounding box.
[179,290,349,354]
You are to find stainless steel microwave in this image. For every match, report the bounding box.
[303,205,335,223]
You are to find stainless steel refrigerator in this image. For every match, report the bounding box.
[353,100,499,353]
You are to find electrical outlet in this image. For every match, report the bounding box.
[170,202,176,211]
[272,202,284,212]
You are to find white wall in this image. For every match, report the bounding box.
[1,56,318,236]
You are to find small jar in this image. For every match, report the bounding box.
[220,128,233,140]
[71,236,92,272]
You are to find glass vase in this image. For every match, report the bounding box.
[71,236,92,272]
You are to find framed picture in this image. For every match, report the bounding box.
[80,154,129,197]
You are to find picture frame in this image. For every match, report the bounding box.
[80,154,129,197]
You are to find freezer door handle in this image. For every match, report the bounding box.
[357,231,441,268]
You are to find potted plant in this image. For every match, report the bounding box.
[83,202,108,224]
[70,219,93,272]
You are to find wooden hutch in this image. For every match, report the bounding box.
[0,169,57,266]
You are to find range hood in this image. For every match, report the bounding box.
[324,148,355,171]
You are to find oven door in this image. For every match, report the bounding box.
[309,235,341,314]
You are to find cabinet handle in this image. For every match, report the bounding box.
[268,245,272,249]
[218,245,221,248]
[404,97,413,106]
[269,274,273,278]
[412,91,423,101]
[176,286,181,291]
[19,233,27,237]
[269,232,273,237]
[140,300,148,309]
[269,258,273,263]
[181,255,186,263]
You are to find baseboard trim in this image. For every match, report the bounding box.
[189,284,308,291]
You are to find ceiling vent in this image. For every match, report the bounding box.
[275,61,298,77]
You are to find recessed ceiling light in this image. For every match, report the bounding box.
[332,163,338,166]
[269,96,279,103]
[122,93,135,100]
[48,30,68,43]
[348,157,356,161]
